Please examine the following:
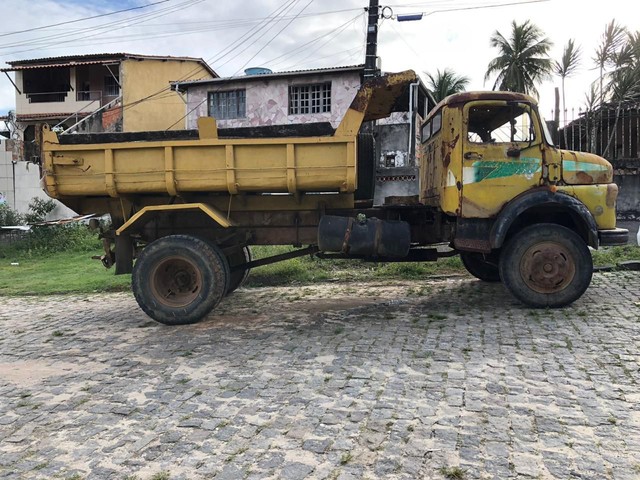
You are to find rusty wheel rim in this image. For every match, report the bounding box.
[150,256,202,308]
[520,241,576,294]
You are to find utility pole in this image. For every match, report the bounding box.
[363,0,380,80]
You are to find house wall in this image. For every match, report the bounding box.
[15,69,98,116]
[184,72,362,130]
[122,60,213,132]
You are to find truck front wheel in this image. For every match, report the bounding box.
[460,252,501,282]
[132,235,229,325]
[499,224,592,308]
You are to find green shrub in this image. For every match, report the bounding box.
[15,224,100,255]
[23,197,56,224]
[0,203,23,227]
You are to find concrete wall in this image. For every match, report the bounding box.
[122,60,213,132]
[615,174,640,216]
[0,140,76,218]
[185,72,361,130]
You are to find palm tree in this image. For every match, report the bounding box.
[554,39,581,145]
[484,20,553,97]
[425,68,470,102]
[602,30,640,156]
[593,20,626,105]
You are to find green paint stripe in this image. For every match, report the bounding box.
[472,158,541,182]
[563,160,609,172]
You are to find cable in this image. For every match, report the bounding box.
[279,14,362,70]
[265,12,362,69]
[238,0,315,73]
[0,0,207,55]
[0,0,173,38]
[165,0,317,130]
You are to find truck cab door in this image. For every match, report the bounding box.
[461,101,543,217]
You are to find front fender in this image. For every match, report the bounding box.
[490,188,598,249]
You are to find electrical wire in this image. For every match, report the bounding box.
[0,0,173,38]
[0,0,207,55]
[260,13,362,68]
[278,14,362,70]
[165,0,318,130]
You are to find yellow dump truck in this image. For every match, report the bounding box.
[40,71,628,325]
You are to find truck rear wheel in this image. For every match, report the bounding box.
[460,252,501,282]
[132,235,229,325]
[499,224,592,308]
[226,246,252,294]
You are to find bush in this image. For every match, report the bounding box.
[15,223,101,255]
[0,203,23,227]
[23,197,56,224]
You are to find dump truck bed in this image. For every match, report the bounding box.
[40,71,417,202]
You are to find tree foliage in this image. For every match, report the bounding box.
[485,20,553,97]
[425,68,470,103]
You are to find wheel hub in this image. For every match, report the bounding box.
[151,256,202,307]
[520,241,576,294]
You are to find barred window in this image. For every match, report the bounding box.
[208,90,246,120]
[104,76,120,96]
[288,83,331,115]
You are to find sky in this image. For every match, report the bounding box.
[1,0,638,124]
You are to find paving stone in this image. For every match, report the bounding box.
[0,273,639,479]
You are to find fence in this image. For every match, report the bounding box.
[553,105,640,162]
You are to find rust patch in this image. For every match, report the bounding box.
[592,171,611,184]
[349,89,370,113]
[448,133,460,150]
[454,237,492,253]
[456,181,462,191]
[574,171,594,184]
[444,152,451,168]
[606,183,618,208]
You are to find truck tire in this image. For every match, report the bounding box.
[499,224,592,308]
[226,246,252,294]
[460,252,501,282]
[132,235,229,325]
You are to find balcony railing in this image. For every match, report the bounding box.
[76,90,102,102]
[26,91,69,103]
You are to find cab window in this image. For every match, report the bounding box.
[422,121,431,142]
[467,104,535,144]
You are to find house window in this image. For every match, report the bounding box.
[104,76,120,96]
[208,90,246,120]
[289,83,331,115]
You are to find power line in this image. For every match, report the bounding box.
[0,0,207,55]
[277,14,362,70]
[165,0,317,130]
[0,0,173,38]
[264,12,362,68]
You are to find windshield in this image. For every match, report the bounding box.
[540,116,555,147]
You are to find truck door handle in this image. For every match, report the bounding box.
[464,152,483,160]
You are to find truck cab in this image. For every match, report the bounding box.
[421,91,627,306]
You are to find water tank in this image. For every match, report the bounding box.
[244,67,273,76]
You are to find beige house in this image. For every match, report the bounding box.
[1,53,216,214]
[2,53,216,152]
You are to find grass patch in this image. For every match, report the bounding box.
[0,249,131,296]
[1,240,638,297]
[592,245,640,266]
[439,466,466,479]
[245,246,464,287]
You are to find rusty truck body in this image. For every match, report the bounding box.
[40,70,628,325]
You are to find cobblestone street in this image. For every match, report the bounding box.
[1,272,639,480]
